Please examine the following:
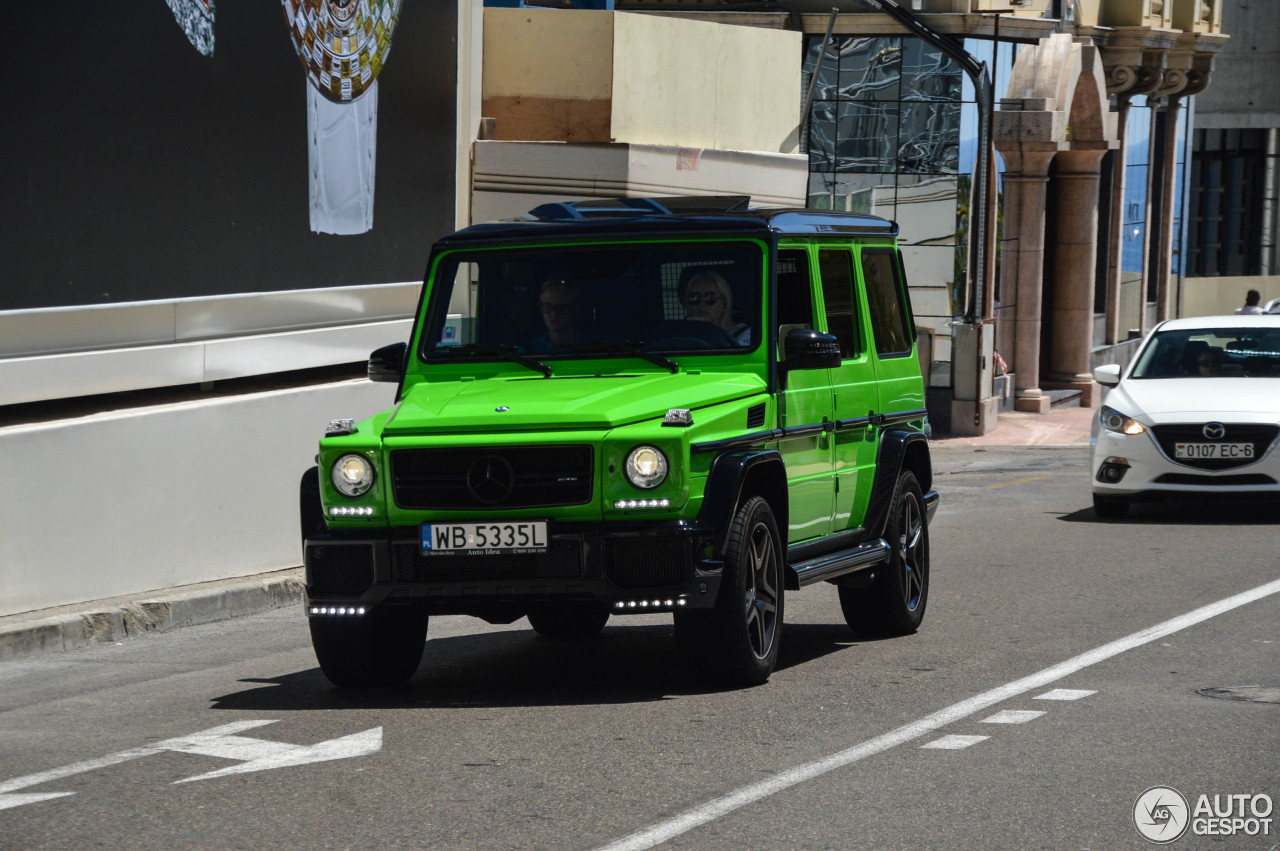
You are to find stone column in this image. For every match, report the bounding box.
[1153,95,1183,322]
[999,150,1057,414]
[1046,148,1109,407]
[1101,62,1162,344]
[1103,96,1133,346]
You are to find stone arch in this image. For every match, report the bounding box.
[994,34,1118,412]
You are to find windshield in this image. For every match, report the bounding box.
[419,241,764,363]
[1130,327,1280,379]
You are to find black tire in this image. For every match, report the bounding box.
[677,496,783,686]
[527,602,609,639]
[840,471,929,637]
[1093,493,1130,518]
[309,606,428,688]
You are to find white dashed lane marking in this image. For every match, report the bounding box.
[921,735,990,750]
[1035,688,1098,701]
[594,578,1280,851]
[981,710,1047,724]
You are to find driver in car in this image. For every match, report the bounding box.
[682,271,750,346]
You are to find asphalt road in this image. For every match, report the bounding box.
[2,445,1277,850]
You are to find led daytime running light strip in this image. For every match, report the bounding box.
[309,606,367,616]
[329,506,375,516]
[613,599,687,610]
[614,498,671,509]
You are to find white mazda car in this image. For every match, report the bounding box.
[1090,315,1280,518]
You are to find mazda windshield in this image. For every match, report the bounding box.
[1130,327,1280,379]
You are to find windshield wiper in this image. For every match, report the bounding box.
[565,341,679,374]
[432,343,552,378]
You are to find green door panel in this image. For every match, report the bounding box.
[858,246,926,423]
[775,245,834,544]
[777,365,834,543]
[816,245,881,531]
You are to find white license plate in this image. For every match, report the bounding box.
[1174,442,1254,460]
[421,521,548,555]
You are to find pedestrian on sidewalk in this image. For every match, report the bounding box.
[1235,289,1264,315]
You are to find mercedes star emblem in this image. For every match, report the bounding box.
[467,454,516,504]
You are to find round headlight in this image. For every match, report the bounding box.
[624,445,668,490]
[331,453,375,497]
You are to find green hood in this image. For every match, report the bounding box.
[383,371,765,435]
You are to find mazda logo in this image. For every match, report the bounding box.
[1202,422,1226,440]
[467,454,516,504]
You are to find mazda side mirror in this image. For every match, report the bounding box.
[1092,364,1121,387]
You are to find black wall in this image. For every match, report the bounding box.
[1,2,458,310]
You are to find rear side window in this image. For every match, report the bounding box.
[776,249,814,329]
[817,248,861,359]
[862,249,913,356]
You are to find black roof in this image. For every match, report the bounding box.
[435,197,899,248]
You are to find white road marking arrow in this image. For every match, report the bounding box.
[0,720,382,811]
[173,726,383,783]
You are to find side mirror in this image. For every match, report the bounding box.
[368,342,407,383]
[1092,363,1122,387]
[783,328,841,371]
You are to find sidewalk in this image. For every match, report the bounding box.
[0,568,305,663]
[933,401,1096,448]
[1,405,1096,662]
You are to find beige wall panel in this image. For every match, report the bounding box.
[471,140,807,224]
[711,24,802,153]
[611,14,800,153]
[483,95,614,142]
[611,14,720,149]
[482,8,614,99]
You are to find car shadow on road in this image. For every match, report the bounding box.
[208,621,866,711]
[1058,499,1280,525]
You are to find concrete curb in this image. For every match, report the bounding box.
[0,568,305,662]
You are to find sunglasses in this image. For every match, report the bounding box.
[685,293,720,306]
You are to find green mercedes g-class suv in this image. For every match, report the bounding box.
[300,197,939,687]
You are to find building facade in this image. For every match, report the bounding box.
[1,0,1238,615]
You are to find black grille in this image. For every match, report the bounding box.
[392,445,593,509]
[391,539,582,582]
[1154,473,1277,486]
[604,538,691,589]
[747,403,766,429]
[306,542,375,596]
[1151,424,1279,470]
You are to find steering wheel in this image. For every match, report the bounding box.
[645,319,738,350]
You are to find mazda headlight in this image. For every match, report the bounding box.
[1099,405,1145,435]
[331,453,375,497]
[624,445,668,489]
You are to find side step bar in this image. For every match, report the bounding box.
[788,539,890,588]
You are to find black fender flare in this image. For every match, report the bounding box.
[299,466,328,548]
[696,450,788,553]
[863,429,933,539]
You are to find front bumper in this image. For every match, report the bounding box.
[1091,425,1280,501]
[304,519,724,616]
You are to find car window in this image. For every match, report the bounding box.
[817,248,861,359]
[862,248,913,356]
[777,249,815,329]
[1130,328,1280,378]
[420,241,763,359]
